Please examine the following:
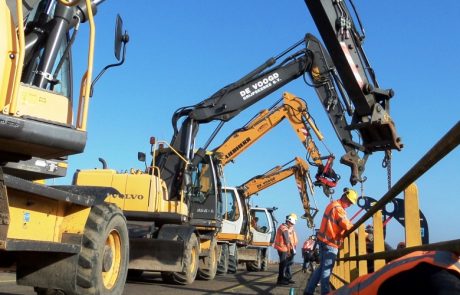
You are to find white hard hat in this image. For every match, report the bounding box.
[286,213,297,225]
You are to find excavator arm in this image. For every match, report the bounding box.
[304,0,403,184]
[237,157,318,228]
[158,34,320,199]
[212,91,339,195]
[159,0,404,197]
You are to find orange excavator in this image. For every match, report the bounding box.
[213,91,339,196]
[217,156,316,274]
[238,157,318,228]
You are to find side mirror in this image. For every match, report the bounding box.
[90,14,129,97]
[114,14,129,61]
[114,14,124,60]
[137,152,146,162]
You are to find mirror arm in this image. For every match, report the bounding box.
[90,37,127,97]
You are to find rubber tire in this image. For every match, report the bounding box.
[227,247,238,274]
[261,248,268,271]
[163,233,199,285]
[246,249,262,272]
[76,203,129,295]
[197,239,218,280]
[216,244,229,275]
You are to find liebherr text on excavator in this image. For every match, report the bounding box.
[212,91,339,196]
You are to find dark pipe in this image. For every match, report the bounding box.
[32,3,73,88]
[98,157,107,169]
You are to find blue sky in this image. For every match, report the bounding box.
[57,1,459,254]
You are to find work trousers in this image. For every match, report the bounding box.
[304,241,338,295]
[276,250,287,282]
[278,250,295,282]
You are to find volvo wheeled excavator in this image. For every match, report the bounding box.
[0,0,129,294]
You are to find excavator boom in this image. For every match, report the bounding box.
[159,0,404,200]
[212,91,339,195]
[304,0,403,184]
[238,157,317,228]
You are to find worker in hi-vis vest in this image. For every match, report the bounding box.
[274,213,298,285]
[304,188,357,295]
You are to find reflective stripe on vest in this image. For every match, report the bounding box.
[332,251,460,295]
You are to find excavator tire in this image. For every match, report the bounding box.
[76,203,129,295]
[197,239,218,280]
[163,233,199,285]
[261,249,268,271]
[246,249,262,272]
[227,247,238,274]
[34,204,129,295]
[216,244,229,275]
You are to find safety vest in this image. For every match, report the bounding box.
[290,227,298,248]
[273,223,297,252]
[317,200,353,248]
[302,239,315,252]
[331,251,460,295]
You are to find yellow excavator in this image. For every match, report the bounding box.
[212,91,334,273]
[0,0,130,294]
[238,156,318,227]
[213,91,339,196]
[218,156,314,274]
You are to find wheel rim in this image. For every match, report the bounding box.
[212,246,217,267]
[190,246,197,273]
[102,229,122,289]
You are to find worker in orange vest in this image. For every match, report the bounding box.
[274,213,298,285]
[329,250,460,294]
[304,188,357,295]
[302,235,318,273]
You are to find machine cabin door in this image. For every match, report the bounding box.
[250,208,274,246]
[221,187,244,235]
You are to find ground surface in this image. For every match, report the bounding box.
[0,264,321,295]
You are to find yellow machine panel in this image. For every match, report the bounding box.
[6,189,89,242]
[0,1,17,111]
[75,169,189,215]
[16,84,71,124]
[217,233,245,241]
[7,190,59,241]
[119,174,150,211]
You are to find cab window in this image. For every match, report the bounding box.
[222,189,239,221]
[251,210,270,233]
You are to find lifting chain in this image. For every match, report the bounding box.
[382,150,392,191]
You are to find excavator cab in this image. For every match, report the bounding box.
[0,0,127,166]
